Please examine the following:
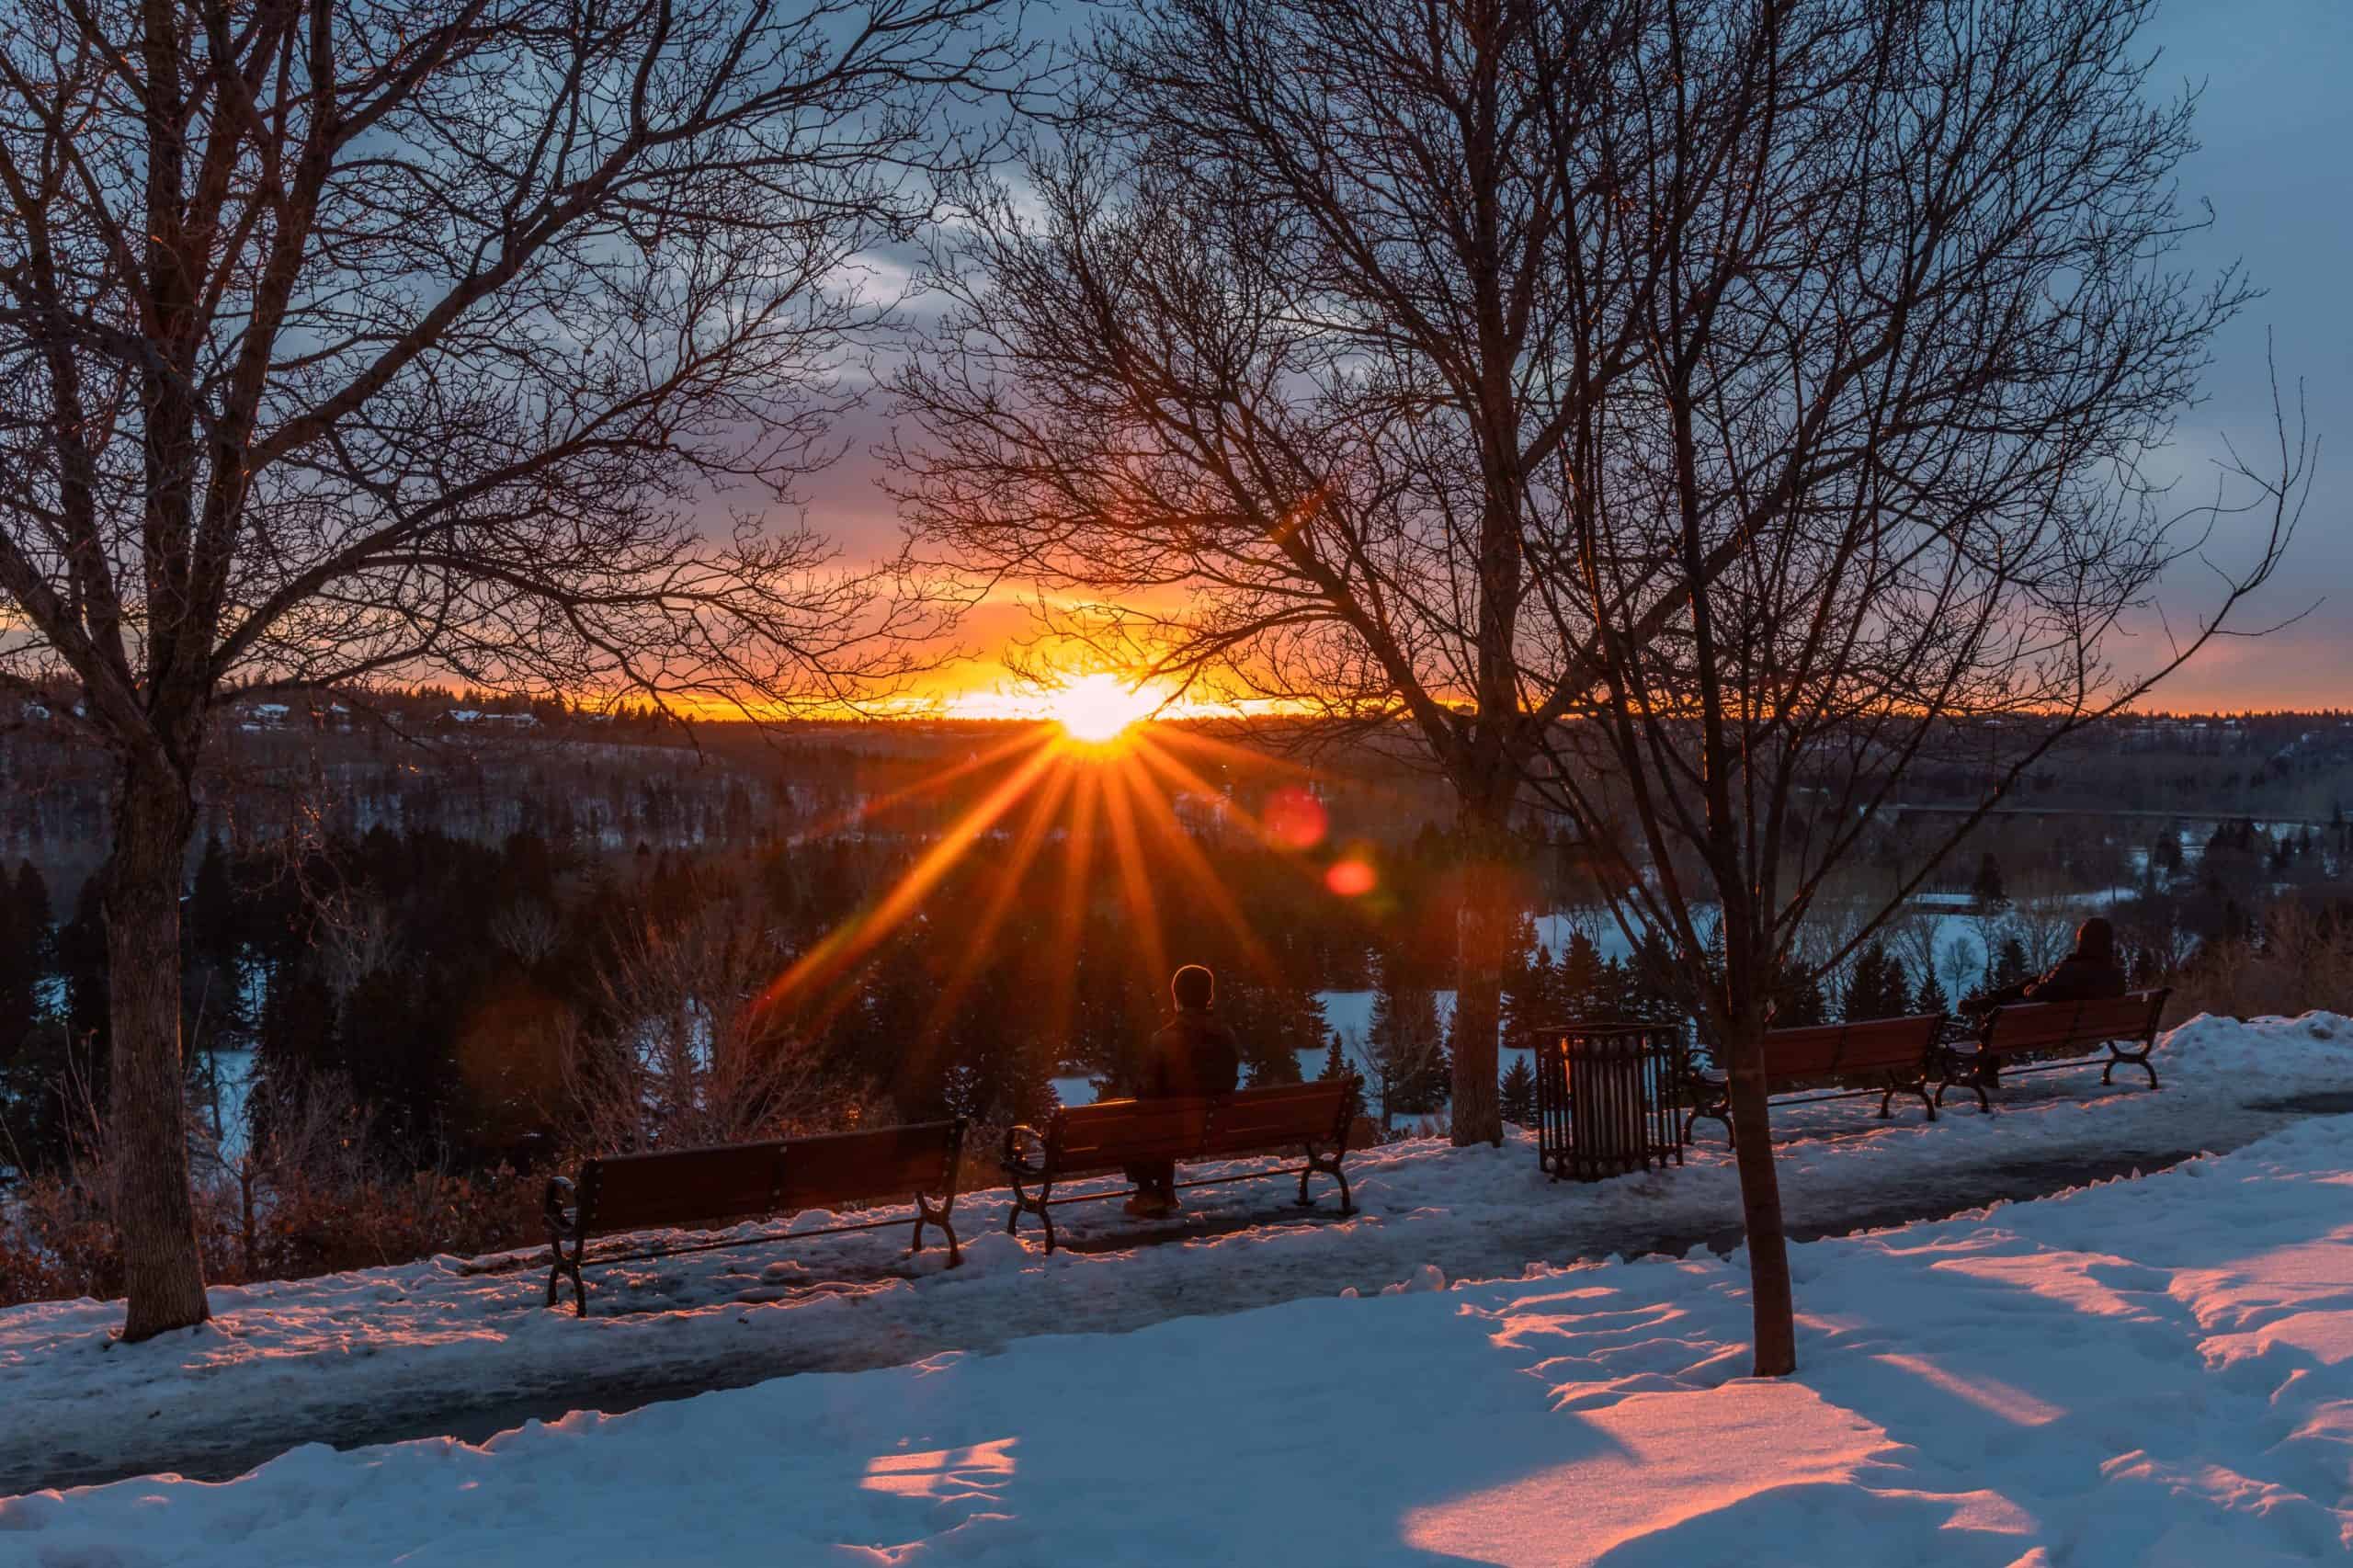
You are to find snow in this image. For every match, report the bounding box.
[8,1015,2353,1562]
[11,1018,2353,1562]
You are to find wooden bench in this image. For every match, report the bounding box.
[1683,1013,1946,1147]
[1935,988,2169,1112]
[542,1119,966,1316]
[1001,1081,1358,1254]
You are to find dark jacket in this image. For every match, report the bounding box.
[1986,951,2128,1012]
[1142,1007,1241,1099]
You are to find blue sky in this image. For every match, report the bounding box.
[2125,0,2353,707]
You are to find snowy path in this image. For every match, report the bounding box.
[15,1040,2353,1562]
[4,1013,2349,1499]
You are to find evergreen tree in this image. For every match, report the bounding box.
[1771,965,1828,1028]
[1317,1029,1349,1083]
[189,834,238,966]
[1498,942,1555,1044]
[1498,1055,1538,1127]
[1969,852,2008,910]
[56,880,109,1057]
[1913,967,1951,1018]
[1842,940,1911,1022]
[1992,936,2032,990]
[0,860,51,1052]
[1557,930,1604,1017]
[1368,965,1444,1122]
[12,859,54,976]
[1879,953,1911,1018]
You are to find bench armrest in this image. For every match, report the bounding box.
[542,1175,578,1239]
[1002,1124,1047,1179]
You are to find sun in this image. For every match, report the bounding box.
[1051,673,1157,744]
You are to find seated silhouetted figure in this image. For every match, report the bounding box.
[1125,964,1240,1219]
[1974,915,2128,1079]
[1982,916,2129,1013]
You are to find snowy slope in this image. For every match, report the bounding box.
[14,1063,2353,1561]
[3,1013,2350,1506]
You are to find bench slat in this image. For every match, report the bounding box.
[1755,1014,1940,1087]
[576,1121,967,1238]
[1051,1098,1213,1170]
[782,1122,961,1210]
[1201,1084,1348,1155]
[1982,992,2163,1056]
[583,1142,782,1236]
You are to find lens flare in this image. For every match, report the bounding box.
[1262,787,1328,850]
[1325,858,1377,897]
[1051,674,1156,744]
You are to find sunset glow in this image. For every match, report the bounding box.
[1049,674,1159,744]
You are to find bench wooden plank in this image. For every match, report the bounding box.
[1004,1081,1358,1253]
[781,1121,962,1211]
[1051,1099,1213,1172]
[1937,988,2168,1111]
[1201,1082,1349,1156]
[582,1143,782,1236]
[545,1119,966,1316]
[1684,1014,1944,1147]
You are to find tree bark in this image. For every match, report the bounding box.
[1449,804,1512,1147]
[1724,1032,1796,1376]
[105,754,210,1341]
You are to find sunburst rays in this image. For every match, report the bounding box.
[753,710,1357,1074]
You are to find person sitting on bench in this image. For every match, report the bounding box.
[1126,964,1240,1219]
[1972,915,2128,1078]
[1982,916,2129,1012]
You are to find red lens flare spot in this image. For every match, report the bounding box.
[1325,858,1377,897]
[1262,787,1327,850]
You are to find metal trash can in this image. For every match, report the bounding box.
[1531,1021,1687,1181]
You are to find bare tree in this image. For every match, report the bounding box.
[897,0,1709,1150]
[1506,0,2301,1374]
[489,899,563,968]
[0,0,1017,1337]
[563,895,828,1151]
[899,0,2302,1375]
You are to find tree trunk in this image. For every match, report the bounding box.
[1725,1032,1796,1376]
[1450,810,1511,1148]
[105,756,210,1341]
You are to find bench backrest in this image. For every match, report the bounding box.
[1983,989,2166,1055]
[1761,1014,1942,1084]
[581,1142,782,1237]
[1047,1081,1355,1173]
[1199,1081,1353,1158]
[1050,1096,1211,1172]
[779,1120,964,1211]
[578,1119,964,1238]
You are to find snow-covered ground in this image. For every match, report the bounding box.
[11,1017,2353,1562]
[4,1012,2350,1507]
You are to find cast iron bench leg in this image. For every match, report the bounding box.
[1296,1142,1355,1215]
[545,1233,586,1319]
[1934,1058,1991,1114]
[912,1191,963,1267]
[1881,1074,1935,1122]
[1002,1173,1057,1253]
[1682,1086,1733,1148]
[2103,1041,2159,1090]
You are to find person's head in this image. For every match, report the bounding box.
[2075,916,2116,963]
[1172,964,1216,1012]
